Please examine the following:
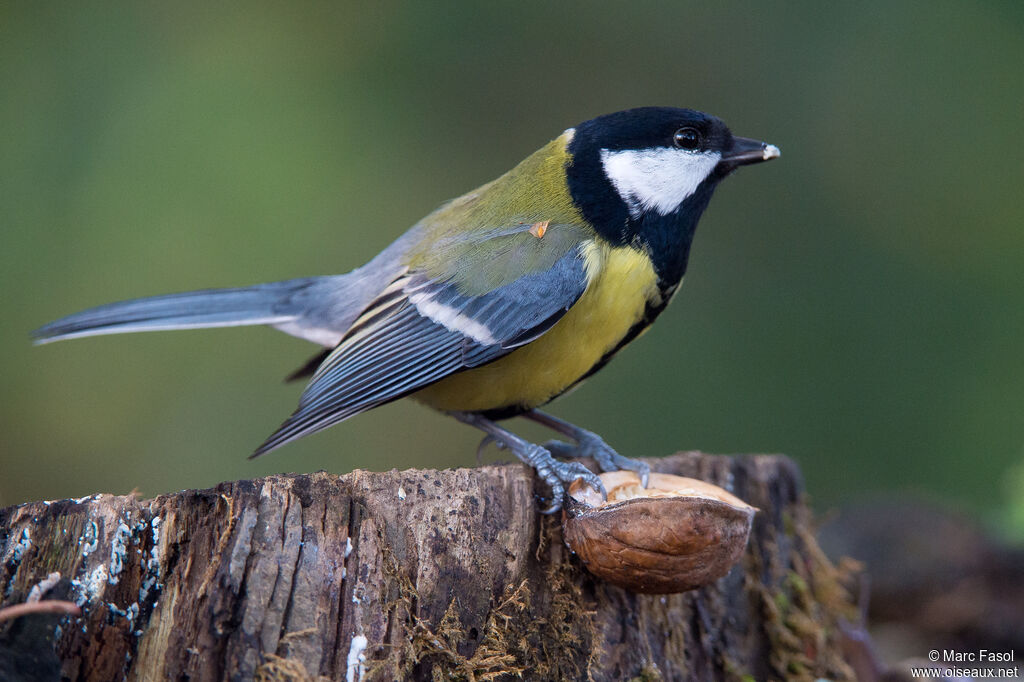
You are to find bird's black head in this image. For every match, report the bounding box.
[565,106,778,289]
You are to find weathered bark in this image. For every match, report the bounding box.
[1,452,857,681]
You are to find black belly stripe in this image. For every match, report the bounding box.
[476,297,670,420]
[562,297,668,390]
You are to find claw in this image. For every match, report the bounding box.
[539,499,561,515]
[634,458,651,485]
[538,478,564,514]
[475,434,510,465]
[475,435,495,465]
[523,445,605,514]
[622,458,650,488]
[558,460,603,496]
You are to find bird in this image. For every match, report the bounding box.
[34,107,779,513]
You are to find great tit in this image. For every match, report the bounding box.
[34,107,779,513]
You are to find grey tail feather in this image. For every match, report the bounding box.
[32,277,326,344]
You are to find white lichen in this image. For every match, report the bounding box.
[9,528,31,562]
[150,516,161,546]
[107,601,139,626]
[397,486,406,501]
[138,518,163,604]
[81,520,99,557]
[346,634,368,682]
[108,522,132,584]
[74,564,109,606]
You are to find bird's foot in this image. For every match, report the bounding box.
[452,411,604,514]
[543,432,650,487]
[520,444,606,514]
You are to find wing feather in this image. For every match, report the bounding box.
[253,242,593,456]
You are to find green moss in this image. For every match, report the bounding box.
[750,503,859,681]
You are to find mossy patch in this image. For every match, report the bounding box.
[372,516,600,680]
[748,500,860,681]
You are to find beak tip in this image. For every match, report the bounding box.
[721,137,781,167]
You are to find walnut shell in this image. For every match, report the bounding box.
[562,471,756,594]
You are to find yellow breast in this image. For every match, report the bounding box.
[413,241,662,413]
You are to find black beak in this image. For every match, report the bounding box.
[719,136,781,170]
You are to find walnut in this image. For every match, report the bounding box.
[562,471,756,593]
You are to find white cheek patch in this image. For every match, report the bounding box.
[600,147,721,218]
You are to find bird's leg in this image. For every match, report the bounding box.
[450,411,606,514]
[522,409,650,487]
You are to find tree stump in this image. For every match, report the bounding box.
[1,452,857,681]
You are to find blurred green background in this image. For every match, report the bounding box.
[2,2,1022,532]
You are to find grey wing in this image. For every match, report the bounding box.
[252,248,590,456]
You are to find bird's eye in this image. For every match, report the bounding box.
[673,127,701,150]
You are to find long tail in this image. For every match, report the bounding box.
[32,277,339,345]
